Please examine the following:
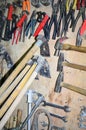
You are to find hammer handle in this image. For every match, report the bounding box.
[63,62,86,71]
[61,82,86,96]
[0,41,38,96]
[63,44,86,53]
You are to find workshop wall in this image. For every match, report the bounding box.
[0,0,86,130]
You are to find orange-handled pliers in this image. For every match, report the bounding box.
[22,0,30,13]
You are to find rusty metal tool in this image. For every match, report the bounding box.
[57,52,86,71]
[55,71,86,96]
[54,37,86,56]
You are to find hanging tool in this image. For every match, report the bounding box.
[76,19,86,46]
[57,0,66,37]
[12,12,28,44]
[48,0,61,39]
[54,37,86,56]
[25,10,37,38]
[43,101,70,112]
[63,0,77,35]
[72,0,86,32]
[3,4,14,41]
[33,13,49,38]
[31,108,52,130]
[0,44,13,69]
[22,0,30,13]
[57,53,86,71]
[0,10,6,42]
[55,71,86,96]
[66,0,71,12]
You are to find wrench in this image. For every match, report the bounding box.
[43,101,71,112]
[50,113,68,122]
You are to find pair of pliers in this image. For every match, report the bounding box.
[72,0,86,32]
[22,0,30,13]
[76,19,86,46]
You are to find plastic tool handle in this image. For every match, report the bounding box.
[80,20,86,35]
[22,0,30,13]
[33,14,49,38]
[7,5,14,20]
[76,0,81,10]
[16,13,27,27]
[72,0,78,10]
[66,0,70,11]
[81,0,85,7]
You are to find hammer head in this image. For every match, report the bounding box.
[54,71,64,93]
[57,53,64,71]
[27,55,51,78]
[54,37,68,56]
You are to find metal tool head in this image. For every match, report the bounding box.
[40,41,50,57]
[36,35,47,47]
[54,71,64,93]
[27,55,51,78]
[57,53,64,71]
[54,37,68,56]
[76,28,82,47]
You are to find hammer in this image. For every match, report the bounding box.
[54,72,86,96]
[57,53,86,71]
[54,37,86,56]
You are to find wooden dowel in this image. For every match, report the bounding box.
[61,82,86,96]
[0,43,39,96]
[63,44,86,53]
[63,62,86,71]
[0,63,39,130]
[0,65,31,105]
[0,63,37,119]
